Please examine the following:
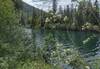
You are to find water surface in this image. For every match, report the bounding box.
[33,29,100,69]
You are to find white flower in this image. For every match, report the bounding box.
[34,63,37,66]
[65,60,69,64]
[63,16,68,21]
[53,15,57,18]
[54,19,57,22]
[50,17,53,20]
[45,17,50,23]
[72,23,75,26]
[82,25,85,28]
[52,51,56,54]
[86,26,91,29]
[67,57,71,61]
[63,49,66,52]
[86,22,90,26]
[93,25,100,31]
[82,27,85,30]
[66,49,71,52]
[85,66,90,69]
[53,64,56,66]
[56,43,63,47]
[85,22,92,28]
[50,12,54,15]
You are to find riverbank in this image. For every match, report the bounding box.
[43,26,100,33]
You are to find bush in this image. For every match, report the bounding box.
[0,0,35,69]
[16,59,60,69]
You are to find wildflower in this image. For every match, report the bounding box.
[53,15,57,18]
[82,27,85,30]
[45,17,50,23]
[86,25,91,29]
[52,51,56,54]
[86,22,91,26]
[93,25,100,31]
[67,57,71,61]
[50,12,54,15]
[85,66,90,69]
[82,25,85,30]
[63,16,68,22]
[56,43,63,47]
[54,19,57,22]
[72,23,75,26]
[50,17,53,20]
[54,63,56,66]
[34,63,37,66]
[82,25,85,28]
[65,60,69,64]
[61,52,66,56]
[66,49,72,52]
[63,49,66,52]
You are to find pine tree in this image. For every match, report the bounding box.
[52,0,57,13]
[59,5,63,14]
[12,0,22,10]
[94,0,99,25]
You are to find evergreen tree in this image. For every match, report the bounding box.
[66,5,70,17]
[58,5,63,14]
[52,0,57,13]
[94,0,100,25]
[12,0,22,10]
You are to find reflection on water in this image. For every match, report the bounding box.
[33,29,100,68]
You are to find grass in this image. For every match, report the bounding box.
[90,59,100,69]
[16,59,60,69]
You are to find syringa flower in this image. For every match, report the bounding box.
[45,17,50,23]
[63,16,68,22]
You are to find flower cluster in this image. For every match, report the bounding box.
[82,22,93,30]
[49,42,89,68]
[45,17,50,23]
[45,13,61,24]
[44,12,69,28]
[82,22,100,32]
[63,16,68,22]
[93,25,100,31]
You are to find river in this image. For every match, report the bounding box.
[31,29,100,69]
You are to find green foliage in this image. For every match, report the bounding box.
[12,0,22,10]
[0,0,100,69]
[42,0,100,32]
[44,12,70,29]
[42,32,90,69]
[0,0,35,69]
[16,59,60,69]
[82,22,93,30]
[91,59,100,69]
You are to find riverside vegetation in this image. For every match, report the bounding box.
[0,0,100,69]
